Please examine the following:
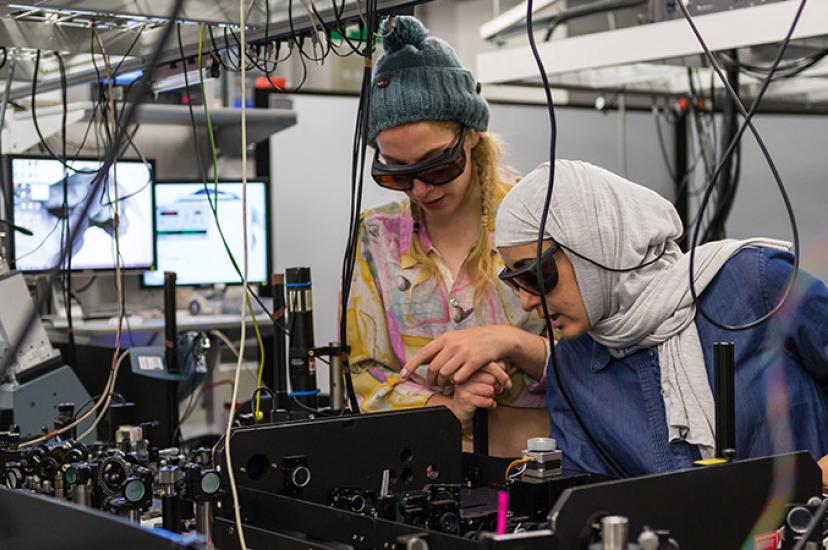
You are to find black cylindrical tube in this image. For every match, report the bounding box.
[161,494,181,533]
[271,273,289,411]
[473,408,489,455]
[163,272,178,374]
[56,402,76,439]
[714,341,736,458]
[286,267,317,408]
[163,272,179,447]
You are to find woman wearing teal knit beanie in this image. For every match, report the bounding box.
[345,16,551,456]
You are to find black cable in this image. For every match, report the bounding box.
[701,51,740,244]
[339,0,379,415]
[652,103,705,209]
[541,0,648,41]
[261,42,310,94]
[227,26,274,71]
[291,394,332,417]
[55,51,77,370]
[680,0,803,332]
[686,69,717,184]
[719,47,828,81]
[174,338,215,447]
[71,392,126,424]
[329,0,365,56]
[207,25,231,70]
[176,24,287,334]
[12,218,61,264]
[653,104,678,183]
[287,0,331,64]
[73,275,98,294]
[31,51,99,175]
[223,26,254,71]
[0,0,186,388]
[525,0,628,478]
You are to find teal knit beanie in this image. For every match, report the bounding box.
[368,16,489,144]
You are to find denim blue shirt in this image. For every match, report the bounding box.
[548,247,828,477]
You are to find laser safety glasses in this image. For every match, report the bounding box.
[498,245,562,296]
[372,126,467,191]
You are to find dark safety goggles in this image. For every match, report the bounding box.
[498,246,562,296]
[371,126,467,191]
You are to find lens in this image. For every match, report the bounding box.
[514,274,542,295]
[500,251,559,296]
[787,506,813,534]
[418,163,464,185]
[201,471,221,495]
[124,478,145,503]
[374,174,412,190]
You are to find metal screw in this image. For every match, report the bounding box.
[271,463,279,469]
[229,526,235,535]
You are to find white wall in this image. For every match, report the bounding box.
[726,113,828,281]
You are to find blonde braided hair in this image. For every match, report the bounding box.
[407,121,512,304]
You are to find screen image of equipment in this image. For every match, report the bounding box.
[143,182,270,286]
[9,156,154,272]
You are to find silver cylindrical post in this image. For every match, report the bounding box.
[601,515,629,550]
[72,484,91,507]
[196,501,213,539]
[329,342,344,411]
[127,508,140,523]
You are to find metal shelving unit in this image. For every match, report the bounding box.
[0,0,431,153]
[0,1,429,99]
[476,1,828,106]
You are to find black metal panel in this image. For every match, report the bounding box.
[549,452,822,548]
[0,486,205,550]
[214,517,339,550]
[221,487,554,550]
[215,408,463,504]
[651,0,788,22]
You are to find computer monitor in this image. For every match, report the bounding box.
[7,155,155,272]
[143,181,271,287]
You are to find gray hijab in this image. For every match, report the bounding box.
[496,160,790,457]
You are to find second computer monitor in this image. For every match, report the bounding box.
[144,181,270,287]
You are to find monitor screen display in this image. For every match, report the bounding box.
[10,157,154,271]
[143,181,270,286]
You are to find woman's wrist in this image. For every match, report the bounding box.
[504,326,548,380]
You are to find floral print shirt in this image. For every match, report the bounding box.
[346,199,546,412]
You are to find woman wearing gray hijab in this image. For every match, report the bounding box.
[495,160,828,486]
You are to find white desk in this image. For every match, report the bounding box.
[45,311,271,345]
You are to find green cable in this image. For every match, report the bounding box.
[198,23,267,419]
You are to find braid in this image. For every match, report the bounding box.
[404,122,512,305]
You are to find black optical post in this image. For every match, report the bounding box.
[714,341,736,459]
[271,273,289,411]
[286,267,318,409]
[164,272,179,446]
[473,409,489,455]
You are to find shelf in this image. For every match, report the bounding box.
[476,1,828,103]
[0,1,432,99]
[3,101,296,154]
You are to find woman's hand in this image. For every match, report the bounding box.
[448,363,505,425]
[401,326,520,388]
